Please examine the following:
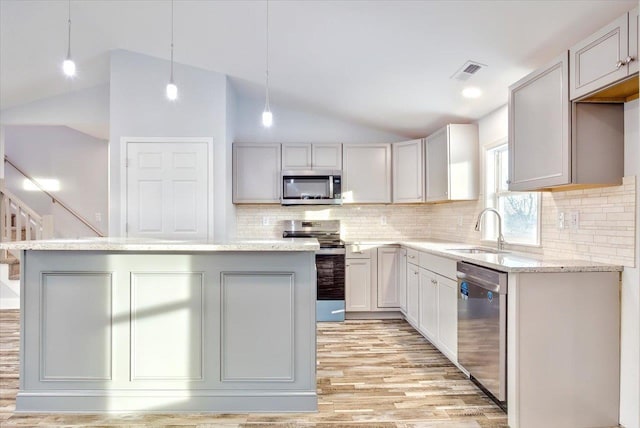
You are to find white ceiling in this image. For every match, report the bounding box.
[0,0,637,137]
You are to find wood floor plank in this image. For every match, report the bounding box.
[0,310,507,427]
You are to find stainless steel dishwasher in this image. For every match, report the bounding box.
[457,261,508,410]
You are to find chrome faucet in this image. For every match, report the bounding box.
[475,208,505,250]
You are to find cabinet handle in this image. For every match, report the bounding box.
[616,60,626,69]
[414,271,419,275]
[625,56,635,65]
[506,179,511,184]
[431,279,437,284]
[408,255,416,259]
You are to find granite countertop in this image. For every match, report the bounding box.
[0,237,320,252]
[345,239,623,273]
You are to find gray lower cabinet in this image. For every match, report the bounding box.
[406,262,420,327]
[508,53,624,191]
[570,7,638,100]
[345,245,400,313]
[232,143,281,203]
[403,248,458,363]
[398,248,407,312]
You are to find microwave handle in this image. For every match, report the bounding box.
[329,176,334,198]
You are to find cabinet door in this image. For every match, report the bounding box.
[282,143,312,170]
[377,247,400,308]
[392,139,424,203]
[418,268,437,342]
[425,128,449,202]
[406,263,420,327]
[343,144,392,203]
[570,13,630,100]
[312,144,342,170]
[345,258,371,312]
[232,143,281,203]
[437,274,457,361]
[398,249,407,313]
[508,53,570,191]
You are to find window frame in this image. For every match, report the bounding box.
[482,139,541,248]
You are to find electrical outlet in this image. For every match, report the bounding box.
[570,211,579,230]
[380,216,387,225]
[262,216,270,226]
[558,212,565,229]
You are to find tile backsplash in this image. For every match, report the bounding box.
[236,175,636,267]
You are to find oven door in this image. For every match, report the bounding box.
[315,248,345,321]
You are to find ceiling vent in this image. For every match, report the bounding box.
[451,60,487,81]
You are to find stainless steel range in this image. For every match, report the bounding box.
[283,220,345,321]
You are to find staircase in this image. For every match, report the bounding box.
[1,186,54,281]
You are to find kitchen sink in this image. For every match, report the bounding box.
[447,247,509,254]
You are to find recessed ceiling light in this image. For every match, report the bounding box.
[462,87,482,98]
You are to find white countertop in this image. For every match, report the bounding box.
[346,240,623,273]
[0,237,320,252]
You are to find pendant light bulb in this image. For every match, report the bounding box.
[262,110,273,127]
[62,58,76,77]
[62,0,76,77]
[166,81,178,101]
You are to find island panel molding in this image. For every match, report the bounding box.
[16,247,317,412]
[220,272,295,382]
[41,272,113,382]
[130,272,204,381]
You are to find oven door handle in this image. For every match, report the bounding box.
[316,248,346,255]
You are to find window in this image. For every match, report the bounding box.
[484,143,540,246]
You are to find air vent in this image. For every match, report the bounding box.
[451,60,487,81]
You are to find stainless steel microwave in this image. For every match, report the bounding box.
[281,170,342,205]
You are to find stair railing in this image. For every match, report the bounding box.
[4,156,104,237]
[0,186,54,242]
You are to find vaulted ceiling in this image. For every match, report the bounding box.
[1,0,636,137]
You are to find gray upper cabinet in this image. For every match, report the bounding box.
[232,143,281,203]
[282,143,342,170]
[425,124,478,202]
[509,53,570,190]
[343,144,392,203]
[312,144,342,170]
[509,52,624,191]
[570,8,638,100]
[392,139,424,203]
[282,144,312,169]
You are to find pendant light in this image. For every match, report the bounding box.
[166,0,178,101]
[62,0,76,77]
[262,0,273,127]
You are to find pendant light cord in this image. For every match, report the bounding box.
[265,0,270,110]
[66,0,72,59]
[170,0,174,82]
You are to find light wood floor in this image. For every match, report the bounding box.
[0,310,507,427]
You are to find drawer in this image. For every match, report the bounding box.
[346,244,376,259]
[406,248,420,265]
[419,252,457,280]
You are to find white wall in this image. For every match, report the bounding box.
[4,125,108,237]
[233,90,405,144]
[0,84,110,140]
[109,50,231,239]
[620,98,639,428]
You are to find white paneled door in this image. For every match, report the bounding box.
[126,141,209,239]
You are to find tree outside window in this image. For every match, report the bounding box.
[484,143,540,246]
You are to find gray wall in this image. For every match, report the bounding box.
[108,49,230,239]
[4,125,108,238]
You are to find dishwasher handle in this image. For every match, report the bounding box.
[456,271,506,294]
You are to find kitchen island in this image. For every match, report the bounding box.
[1,238,319,413]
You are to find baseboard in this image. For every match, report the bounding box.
[345,311,402,320]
